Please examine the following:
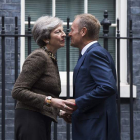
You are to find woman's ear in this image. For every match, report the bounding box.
[43,39,49,44]
[81,27,87,37]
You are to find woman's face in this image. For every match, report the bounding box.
[49,25,66,49]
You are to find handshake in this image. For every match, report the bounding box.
[59,99,77,123]
[50,98,77,123]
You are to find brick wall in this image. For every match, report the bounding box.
[121,0,140,140]
[0,0,20,140]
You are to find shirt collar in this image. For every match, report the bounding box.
[81,41,97,55]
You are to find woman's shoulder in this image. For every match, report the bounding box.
[22,48,50,68]
[27,48,49,60]
[31,48,48,56]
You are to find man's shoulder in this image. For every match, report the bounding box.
[87,43,114,62]
[89,43,111,56]
[88,43,105,55]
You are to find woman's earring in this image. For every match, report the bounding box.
[46,41,49,44]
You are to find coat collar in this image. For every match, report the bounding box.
[81,41,98,55]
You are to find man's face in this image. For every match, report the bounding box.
[69,18,82,48]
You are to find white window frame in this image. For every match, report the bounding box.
[20,0,136,98]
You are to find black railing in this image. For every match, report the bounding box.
[116,18,121,131]
[101,10,111,50]
[1,11,140,140]
[66,17,71,140]
[129,19,134,140]
[1,16,5,140]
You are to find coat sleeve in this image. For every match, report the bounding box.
[12,51,47,110]
[75,50,117,113]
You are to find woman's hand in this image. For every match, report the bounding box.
[45,97,76,114]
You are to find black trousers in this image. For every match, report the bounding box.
[15,108,52,140]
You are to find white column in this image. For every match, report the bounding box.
[84,0,88,13]
[52,0,56,17]
[116,0,136,98]
[20,0,25,71]
[116,0,128,84]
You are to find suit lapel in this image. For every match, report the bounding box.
[73,52,86,84]
[73,42,100,85]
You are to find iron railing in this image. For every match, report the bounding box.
[1,10,140,140]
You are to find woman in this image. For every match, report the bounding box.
[12,16,75,140]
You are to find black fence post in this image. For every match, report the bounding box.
[66,17,70,140]
[54,123,57,140]
[28,16,31,55]
[116,18,121,134]
[101,10,111,50]
[1,16,5,140]
[15,17,18,81]
[129,19,134,140]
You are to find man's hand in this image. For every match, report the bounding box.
[59,110,72,123]
[66,99,77,111]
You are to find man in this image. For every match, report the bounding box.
[68,14,120,140]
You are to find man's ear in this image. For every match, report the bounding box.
[81,27,87,37]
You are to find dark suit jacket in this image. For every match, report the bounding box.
[72,42,120,140]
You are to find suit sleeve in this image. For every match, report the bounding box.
[12,51,47,109]
[75,50,117,112]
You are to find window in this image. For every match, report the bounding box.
[21,0,116,96]
[21,0,135,98]
[23,0,116,72]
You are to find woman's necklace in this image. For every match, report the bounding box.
[42,46,57,63]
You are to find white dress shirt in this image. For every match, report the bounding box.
[81,41,97,55]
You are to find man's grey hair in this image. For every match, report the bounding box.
[75,14,101,40]
[32,16,63,47]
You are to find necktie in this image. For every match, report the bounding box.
[78,54,82,61]
[73,54,82,98]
